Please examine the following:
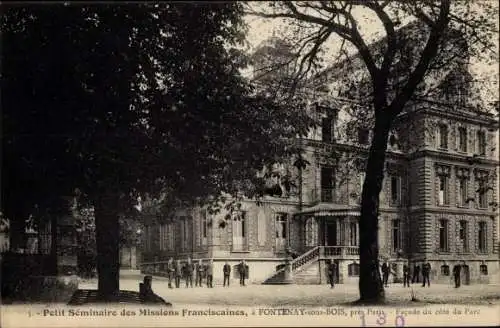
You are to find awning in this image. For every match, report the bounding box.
[294,203,361,217]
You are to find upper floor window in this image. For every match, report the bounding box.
[458,127,467,152]
[477,179,488,208]
[437,124,448,149]
[439,219,449,252]
[477,130,486,155]
[357,128,370,145]
[458,220,468,252]
[390,176,401,205]
[438,175,449,205]
[458,178,468,207]
[349,222,358,246]
[322,117,334,143]
[478,221,487,253]
[320,166,335,202]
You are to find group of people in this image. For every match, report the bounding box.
[163,258,249,288]
[379,261,431,288]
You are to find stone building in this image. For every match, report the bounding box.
[140,24,499,285]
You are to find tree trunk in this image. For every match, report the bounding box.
[358,113,393,303]
[94,192,120,301]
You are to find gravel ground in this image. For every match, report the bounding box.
[78,275,500,307]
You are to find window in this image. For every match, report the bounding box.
[392,219,402,252]
[305,218,318,246]
[440,265,450,276]
[389,134,399,149]
[322,117,333,142]
[232,211,247,250]
[348,262,360,276]
[321,166,335,202]
[478,221,487,253]
[438,175,449,205]
[181,217,189,250]
[439,219,449,251]
[275,213,288,251]
[459,178,468,206]
[159,224,169,251]
[477,130,486,155]
[167,223,175,250]
[438,124,448,149]
[458,127,467,152]
[478,179,488,208]
[349,222,358,246]
[144,226,152,251]
[358,128,370,145]
[390,176,401,204]
[201,211,208,244]
[458,220,468,252]
[479,264,488,275]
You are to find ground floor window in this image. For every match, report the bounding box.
[480,264,488,275]
[440,265,450,276]
[348,262,360,276]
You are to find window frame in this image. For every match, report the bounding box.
[438,175,449,206]
[392,219,402,253]
[438,124,449,149]
[458,220,468,253]
[439,219,449,252]
[458,126,467,152]
[478,221,487,253]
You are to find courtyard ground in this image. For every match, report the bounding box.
[78,270,500,307]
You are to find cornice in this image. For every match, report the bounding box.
[408,149,499,166]
[409,205,498,217]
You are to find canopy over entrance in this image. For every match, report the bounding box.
[295,203,360,218]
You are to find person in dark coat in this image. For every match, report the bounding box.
[174,259,182,288]
[195,259,205,287]
[223,261,231,287]
[412,264,421,283]
[238,260,248,286]
[403,264,411,287]
[421,261,431,287]
[206,259,214,288]
[381,262,390,287]
[166,257,175,289]
[327,260,336,288]
[453,263,462,288]
[185,257,194,288]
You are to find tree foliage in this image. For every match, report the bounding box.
[1,3,315,299]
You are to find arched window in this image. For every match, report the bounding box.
[348,262,360,276]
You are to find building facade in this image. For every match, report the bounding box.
[140,98,499,285]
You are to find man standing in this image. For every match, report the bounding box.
[327,260,336,288]
[185,257,194,288]
[206,259,214,288]
[422,261,431,287]
[166,257,174,289]
[412,264,421,283]
[453,263,462,288]
[174,259,182,288]
[381,262,390,287]
[403,263,411,287]
[195,259,204,287]
[223,261,231,287]
[238,260,247,286]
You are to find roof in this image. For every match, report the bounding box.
[295,203,360,217]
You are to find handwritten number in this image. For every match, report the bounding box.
[359,313,366,327]
[376,313,387,326]
[395,315,405,327]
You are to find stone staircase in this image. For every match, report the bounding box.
[262,246,320,285]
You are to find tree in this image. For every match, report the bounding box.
[248,1,498,302]
[2,3,314,301]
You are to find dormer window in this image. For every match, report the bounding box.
[357,128,370,145]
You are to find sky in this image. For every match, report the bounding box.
[242,1,499,107]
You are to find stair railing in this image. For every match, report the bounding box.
[291,246,321,271]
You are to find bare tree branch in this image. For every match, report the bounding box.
[390,0,452,114]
